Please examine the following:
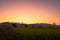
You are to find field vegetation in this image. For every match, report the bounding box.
[0,28,60,40]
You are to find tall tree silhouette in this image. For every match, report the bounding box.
[24,24,27,28]
[12,23,16,27]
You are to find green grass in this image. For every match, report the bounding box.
[0,28,60,40]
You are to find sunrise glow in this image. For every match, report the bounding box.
[0,0,60,25]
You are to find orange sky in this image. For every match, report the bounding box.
[0,0,60,25]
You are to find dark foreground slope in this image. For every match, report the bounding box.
[0,28,60,40]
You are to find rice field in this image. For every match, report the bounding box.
[0,28,60,40]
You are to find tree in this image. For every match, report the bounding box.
[12,23,16,27]
[24,24,27,28]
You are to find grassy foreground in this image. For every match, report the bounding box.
[0,28,60,40]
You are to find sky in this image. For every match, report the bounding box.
[0,0,60,25]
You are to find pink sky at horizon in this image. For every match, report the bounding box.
[0,0,60,25]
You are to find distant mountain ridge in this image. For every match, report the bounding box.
[0,22,60,28]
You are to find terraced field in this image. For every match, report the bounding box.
[0,28,60,40]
